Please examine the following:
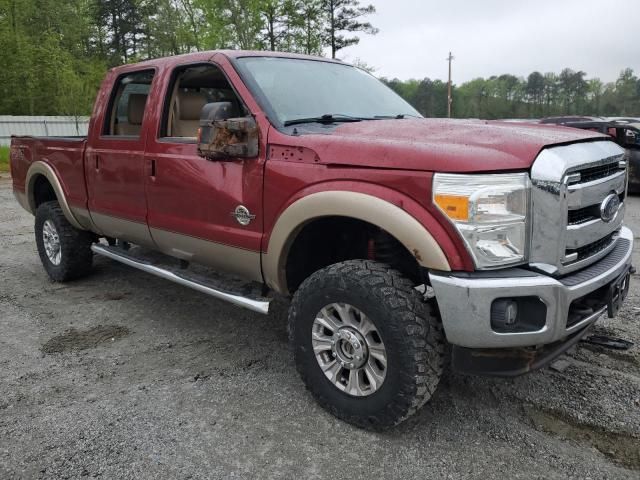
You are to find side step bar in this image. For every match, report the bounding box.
[91,244,271,314]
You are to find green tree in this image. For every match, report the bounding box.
[0,0,105,115]
[586,78,603,115]
[296,0,324,55]
[615,68,639,115]
[179,0,206,50]
[216,0,264,49]
[92,0,150,64]
[260,0,299,51]
[543,72,559,116]
[526,71,545,116]
[455,78,489,118]
[558,68,587,114]
[321,0,378,59]
[4,0,640,120]
[142,0,199,57]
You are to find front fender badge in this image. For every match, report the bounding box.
[231,205,256,226]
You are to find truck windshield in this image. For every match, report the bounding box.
[236,57,421,126]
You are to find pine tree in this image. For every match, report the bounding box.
[321,0,378,59]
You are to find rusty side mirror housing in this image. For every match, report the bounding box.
[197,102,259,159]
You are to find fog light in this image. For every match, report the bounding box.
[504,301,518,325]
[491,297,547,333]
[492,299,518,329]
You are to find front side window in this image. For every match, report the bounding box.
[104,70,155,137]
[161,64,246,140]
[236,57,421,125]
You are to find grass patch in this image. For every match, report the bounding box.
[0,145,9,173]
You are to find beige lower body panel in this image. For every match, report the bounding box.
[88,212,262,282]
[70,206,99,231]
[150,228,262,283]
[91,212,156,249]
[15,185,96,233]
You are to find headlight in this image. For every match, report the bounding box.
[433,172,530,269]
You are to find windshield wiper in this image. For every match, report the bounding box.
[374,114,422,119]
[283,114,367,127]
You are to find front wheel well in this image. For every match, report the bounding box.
[284,217,422,293]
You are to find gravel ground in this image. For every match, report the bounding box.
[1,175,639,479]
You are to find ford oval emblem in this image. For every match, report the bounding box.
[600,193,620,223]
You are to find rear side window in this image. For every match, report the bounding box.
[103,70,155,137]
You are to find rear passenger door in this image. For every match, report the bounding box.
[85,69,156,247]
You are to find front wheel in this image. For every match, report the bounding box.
[288,260,446,430]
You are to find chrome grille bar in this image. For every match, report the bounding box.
[530,140,626,276]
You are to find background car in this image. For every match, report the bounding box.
[540,117,640,193]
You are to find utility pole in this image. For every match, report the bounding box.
[446,51,454,118]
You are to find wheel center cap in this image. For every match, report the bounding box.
[332,328,368,369]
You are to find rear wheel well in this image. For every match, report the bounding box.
[32,175,57,208]
[285,217,421,293]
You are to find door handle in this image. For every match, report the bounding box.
[149,159,156,177]
[94,154,100,171]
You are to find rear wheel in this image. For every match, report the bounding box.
[35,201,94,282]
[288,260,446,430]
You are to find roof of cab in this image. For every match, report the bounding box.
[109,50,344,73]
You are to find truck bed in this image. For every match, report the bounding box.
[10,135,88,210]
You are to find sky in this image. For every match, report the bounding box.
[335,0,640,84]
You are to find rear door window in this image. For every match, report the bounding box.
[104,70,155,137]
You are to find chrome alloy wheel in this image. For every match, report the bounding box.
[42,219,62,265]
[312,303,387,397]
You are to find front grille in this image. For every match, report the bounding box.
[567,206,597,225]
[572,161,622,184]
[567,233,615,261]
[530,141,626,276]
[567,193,624,225]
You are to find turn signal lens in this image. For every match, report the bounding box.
[434,194,469,221]
[433,172,530,269]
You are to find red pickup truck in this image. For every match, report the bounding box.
[10,51,634,429]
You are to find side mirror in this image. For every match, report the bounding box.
[197,102,258,159]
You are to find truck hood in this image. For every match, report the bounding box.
[306,118,607,172]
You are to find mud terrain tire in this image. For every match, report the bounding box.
[35,201,94,282]
[288,260,446,430]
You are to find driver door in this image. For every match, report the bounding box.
[143,61,265,281]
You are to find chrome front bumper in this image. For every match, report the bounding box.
[429,226,634,348]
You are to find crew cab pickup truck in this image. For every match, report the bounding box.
[10,51,635,429]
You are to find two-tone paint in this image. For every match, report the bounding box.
[9,50,610,294]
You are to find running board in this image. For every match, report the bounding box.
[91,244,271,314]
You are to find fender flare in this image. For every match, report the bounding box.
[25,161,85,230]
[262,191,451,294]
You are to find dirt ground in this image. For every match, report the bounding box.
[1,175,639,479]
